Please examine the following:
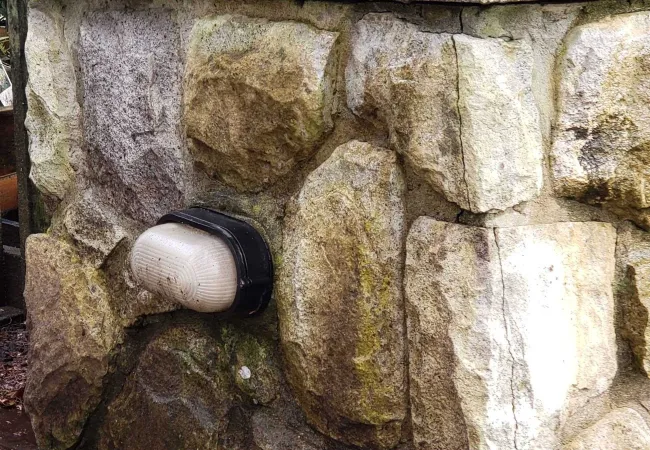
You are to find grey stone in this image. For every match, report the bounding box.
[406,219,617,450]
[23,234,122,450]
[552,12,650,229]
[184,15,338,192]
[278,140,407,449]
[79,9,188,224]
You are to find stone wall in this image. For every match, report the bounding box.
[22,0,650,449]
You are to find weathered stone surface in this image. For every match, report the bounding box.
[552,12,650,229]
[346,14,467,209]
[79,9,187,224]
[98,324,234,450]
[184,15,338,192]
[24,234,121,450]
[616,223,650,376]
[406,219,617,450]
[25,5,79,201]
[564,407,650,450]
[454,34,543,213]
[279,140,407,448]
[63,188,130,268]
[347,15,543,213]
[99,322,284,450]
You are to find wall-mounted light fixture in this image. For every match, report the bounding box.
[130,208,273,317]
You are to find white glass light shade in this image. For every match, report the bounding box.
[130,223,239,313]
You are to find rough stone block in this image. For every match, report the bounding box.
[25,6,79,201]
[616,223,650,376]
[455,34,544,213]
[347,15,543,213]
[564,407,650,450]
[98,322,282,450]
[184,15,338,192]
[23,234,122,450]
[346,14,467,209]
[79,9,187,223]
[98,324,233,450]
[278,140,407,448]
[552,12,650,229]
[405,219,617,450]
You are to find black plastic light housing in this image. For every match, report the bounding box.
[157,207,273,317]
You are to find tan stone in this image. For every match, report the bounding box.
[184,14,338,192]
[346,15,543,213]
[564,407,650,450]
[23,234,122,450]
[454,34,543,213]
[406,219,617,450]
[346,14,467,209]
[25,5,79,201]
[552,12,650,229]
[278,140,407,448]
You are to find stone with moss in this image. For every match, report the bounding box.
[278,140,407,449]
[23,234,122,450]
[184,14,338,192]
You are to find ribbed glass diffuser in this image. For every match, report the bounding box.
[130,222,238,313]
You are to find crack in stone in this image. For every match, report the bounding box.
[451,35,472,212]
[493,228,520,450]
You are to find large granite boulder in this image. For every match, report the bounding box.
[184,15,338,192]
[347,15,543,213]
[278,140,407,448]
[79,9,187,224]
[405,219,617,450]
[564,407,650,450]
[552,12,650,229]
[23,234,122,450]
[25,5,79,201]
[616,223,650,376]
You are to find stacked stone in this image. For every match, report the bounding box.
[21,0,650,449]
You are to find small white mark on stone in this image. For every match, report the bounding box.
[238,366,251,380]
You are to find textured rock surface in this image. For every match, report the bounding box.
[62,189,130,268]
[552,12,650,228]
[79,9,187,224]
[347,16,543,213]
[23,234,121,450]
[564,407,650,450]
[406,219,617,450]
[98,324,234,450]
[184,15,338,192]
[346,14,467,209]
[25,6,79,201]
[279,140,407,448]
[454,34,543,213]
[616,223,650,376]
[97,321,288,450]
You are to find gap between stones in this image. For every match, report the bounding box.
[451,34,473,212]
[492,228,520,450]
